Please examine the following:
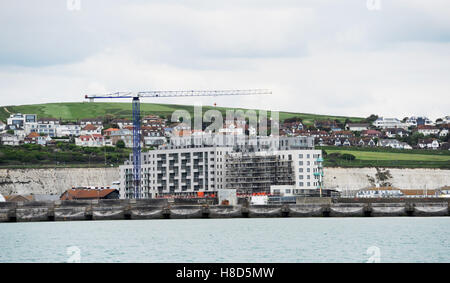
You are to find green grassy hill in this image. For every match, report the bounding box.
[319,146,450,169]
[0,102,364,125]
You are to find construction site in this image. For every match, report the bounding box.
[225,153,295,194]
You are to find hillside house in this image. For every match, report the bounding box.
[362,129,382,137]
[112,119,133,129]
[417,125,440,136]
[81,124,102,136]
[75,134,105,147]
[345,123,369,131]
[80,118,103,127]
[418,139,440,150]
[373,117,406,129]
[56,124,81,137]
[383,128,409,138]
[142,115,166,128]
[24,132,51,146]
[0,133,21,146]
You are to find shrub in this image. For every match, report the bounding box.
[341,153,356,161]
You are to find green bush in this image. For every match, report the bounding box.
[341,153,356,161]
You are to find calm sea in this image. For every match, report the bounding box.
[0,217,449,263]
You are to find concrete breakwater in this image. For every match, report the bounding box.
[1,199,449,223]
[1,167,449,196]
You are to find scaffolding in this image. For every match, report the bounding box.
[225,154,294,194]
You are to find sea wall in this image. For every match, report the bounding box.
[0,168,118,196]
[323,168,450,191]
[1,200,449,222]
[0,167,449,196]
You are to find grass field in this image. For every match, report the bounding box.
[0,102,364,125]
[320,146,450,169]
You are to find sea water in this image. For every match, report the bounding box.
[0,217,449,263]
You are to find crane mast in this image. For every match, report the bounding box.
[85,89,271,199]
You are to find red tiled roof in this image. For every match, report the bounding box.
[417,125,437,130]
[82,124,98,131]
[26,132,40,138]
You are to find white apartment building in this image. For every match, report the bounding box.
[405,116,434,127]
[7,113,37,128]
[119,145,233,199]
[373,117,407,129]
[119,135,319,199]
[56,124,81,137]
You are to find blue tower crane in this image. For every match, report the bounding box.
[85,89,271,199]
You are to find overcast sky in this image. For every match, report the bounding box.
[0,0,449,119]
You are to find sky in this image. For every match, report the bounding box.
[0,0,449,120]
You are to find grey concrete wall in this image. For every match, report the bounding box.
[0,168,118,196]
[1,200,448,222]
[0,167,449,196]
[324,167,450,191]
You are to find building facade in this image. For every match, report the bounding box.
[119,145,232,199]
[119,135,321,199]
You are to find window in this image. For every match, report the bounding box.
[299,182,304,187]
[299,168,303,173]
[299,154,303,158]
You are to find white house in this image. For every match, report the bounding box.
[57,124,81,137]
[345,123,369,131]
[418,139,440,150]
[1,133,21,146]
[112,119,133,129]
[378,139,412,149]
[75,134,105,147]
[80,118,103,127]
[7,113,37,128]
[110,129,134,148]
[417,125,440,136]
[33,118,60,137]
[405,116,434,127]
[80,124,102,136]
[373,117,407,129]
[383,128,409,138]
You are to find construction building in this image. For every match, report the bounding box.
[119,135,322,199]
[225,153,295,194]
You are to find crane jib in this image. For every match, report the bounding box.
[84,89,270,199]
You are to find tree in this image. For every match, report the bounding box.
[363,114,378,124]
[367,167,393,187]
[116,140,125,148]
[341,153,356,161]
